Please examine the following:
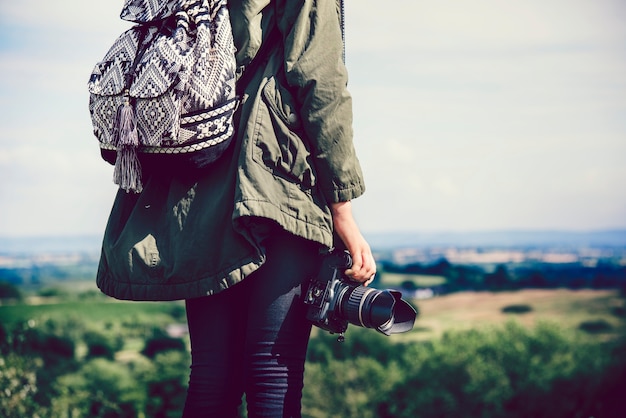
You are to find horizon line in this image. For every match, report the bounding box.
[1,227,626,240]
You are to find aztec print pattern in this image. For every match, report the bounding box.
[88,0,236,192]
[121,0,180,23]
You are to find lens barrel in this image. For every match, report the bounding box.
[338,283,417,336]
[340,286,395,328]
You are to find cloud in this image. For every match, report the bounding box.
[0,146,117,236]
[0,1,129,34]
[345,0,626,52]
[343,0,626,232]
[1,0,625,236]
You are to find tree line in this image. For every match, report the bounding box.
[2,311,625,417]
[381,258,626,293]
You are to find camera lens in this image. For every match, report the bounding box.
[336,283,417,335]
[338,286,395,329]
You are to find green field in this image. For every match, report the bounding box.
[380,272,447,288]
[410,288,625,341]
[0,298,181,328]
[1,286,624,418]
[2,288,623,343]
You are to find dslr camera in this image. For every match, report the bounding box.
[304,249,417,340]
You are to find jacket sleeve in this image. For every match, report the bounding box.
[274,0,365,203]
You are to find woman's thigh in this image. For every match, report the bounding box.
[184,279,250,417]
[242,233,319,416]
[184,230,321,417]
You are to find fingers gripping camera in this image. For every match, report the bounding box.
[304,250,417,341]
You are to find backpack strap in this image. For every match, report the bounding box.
[338,0,345,63]
[236,26,281,97]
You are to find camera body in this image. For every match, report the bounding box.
[304,249,417,339]
[304,250,353,335]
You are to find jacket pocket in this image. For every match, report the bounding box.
[253,76,316,189]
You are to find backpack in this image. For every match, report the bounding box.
[87,0,237,193]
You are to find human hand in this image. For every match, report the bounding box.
[330,201,376,285]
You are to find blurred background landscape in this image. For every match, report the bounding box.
[1,0,626,417]
[1,230,625,417]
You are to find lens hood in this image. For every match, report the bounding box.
[375,290,417,336]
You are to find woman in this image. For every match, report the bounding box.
[96,0,375,415]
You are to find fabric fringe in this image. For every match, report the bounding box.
[113,97,143,193]
[114,146,143,193]
[114,99,139,147]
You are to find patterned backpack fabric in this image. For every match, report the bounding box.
[88,0,237,193]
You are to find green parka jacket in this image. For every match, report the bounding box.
[96,0,365,301]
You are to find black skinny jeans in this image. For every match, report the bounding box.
[183,232,321,417]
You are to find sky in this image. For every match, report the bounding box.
[0,0,625,238]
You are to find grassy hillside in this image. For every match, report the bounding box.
[0,299,178,327]
[380,272,447,288]
[2,287,624,418]
[409,288,624,341]
[3,288,623,344]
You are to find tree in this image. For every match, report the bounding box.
[0,354,45,418]
[53,359,145,418]
[526,271,548,288]
[0,280,22,300]
[484,265,512,291]
[84,330,123,360]
[143,351,190,417]
[141,329,186,359]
